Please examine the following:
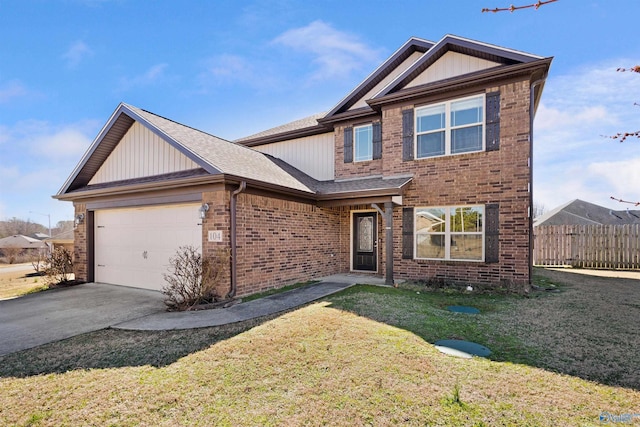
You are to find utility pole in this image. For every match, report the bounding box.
[30,211,51,237]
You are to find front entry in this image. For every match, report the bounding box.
[352,212,377,271]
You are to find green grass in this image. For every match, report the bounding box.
[0,268,638,426]
[328,283,537,364]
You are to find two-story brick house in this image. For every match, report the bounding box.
[55,34,551,296]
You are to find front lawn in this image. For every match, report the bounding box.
[0,264,47,299]
[0,268,638,426]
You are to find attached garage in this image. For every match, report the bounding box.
[94,204,202,291]
[54,103,407,296]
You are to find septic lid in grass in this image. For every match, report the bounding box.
[434,339,491,358]
[447,305,480,314]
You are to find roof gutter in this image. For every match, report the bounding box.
[52,174,224,201]
[228,181,246,299]
[236,124,329,147]
[529,72,548,285]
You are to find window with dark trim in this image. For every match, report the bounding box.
[354,124,373,162]
[414,205,484,261]
[415,94,485,159]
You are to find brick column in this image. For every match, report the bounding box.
[73,203,87,282]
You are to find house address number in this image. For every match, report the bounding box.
[208,230,223,242]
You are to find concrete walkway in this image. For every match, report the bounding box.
[114,274,388,331]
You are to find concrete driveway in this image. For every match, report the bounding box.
[0,283,165,356]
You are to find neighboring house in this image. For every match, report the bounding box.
[533,199,640,269]
[45,230,75,258]
[0,235,48,262]
[534,199,640,227]
[55,34,552,296]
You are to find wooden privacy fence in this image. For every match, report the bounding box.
[534,224,640,269]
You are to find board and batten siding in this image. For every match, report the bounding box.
[89,122,199,185]
[253,132,335,181]
[405,51,500,88]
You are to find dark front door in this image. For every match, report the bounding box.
[352,212,377,271]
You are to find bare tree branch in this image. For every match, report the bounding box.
[610,196,640,207]
[609,131,640,143]
[617,66,640,73]
[482,0,558,13]
[607,67,640,142]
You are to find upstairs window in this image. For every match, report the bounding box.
[354,124,373,162]
[415,95,484,159]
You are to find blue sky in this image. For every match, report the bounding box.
[1,0,639,227]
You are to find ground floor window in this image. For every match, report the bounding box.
[414,205,484,261]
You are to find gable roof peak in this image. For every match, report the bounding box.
[323,36,435,118]
[435,34,544,61]
[56,102,317,197]
[322,34,548,121]
[369,33,548,102]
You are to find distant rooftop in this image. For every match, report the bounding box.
[534,199,640,226]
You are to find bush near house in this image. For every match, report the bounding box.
[162,246,230,311]
[44,247,74,286]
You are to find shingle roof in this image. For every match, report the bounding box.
[534,199,640,226]
[57,104,316,196]
[46,230,74,241]
[235,112,326,143]
[125,105,315,194]
[236,34,549,144]
[57,104,412,200]
[0,235,48,249]
[266,155,411,197]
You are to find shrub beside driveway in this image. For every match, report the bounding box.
[0,268,638,426]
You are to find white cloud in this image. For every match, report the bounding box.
[0,80,28,103]
[536,104,613,133]
[62,40,93,68]
[118,63,169,91]
[272,20,381,81]
[0,125,9,144]
[1,119,97,161]
[31,127,94,160]
[197,53,283,93]
[0,165,20,182]
[0,119,98,223]
[534,59,640,210]
[203,54,253,80]
[588,158,640,202]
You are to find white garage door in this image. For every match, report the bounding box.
[94,204,202,291]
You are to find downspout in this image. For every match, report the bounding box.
[529,73,548,286]
[228,181,246,299]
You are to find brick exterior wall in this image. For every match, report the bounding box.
[234,193,344,296]
[73,203,87,282]
[334,78,533,290]
[68,78,534,295]
[335,121,384,179]
[201,189,232,298]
